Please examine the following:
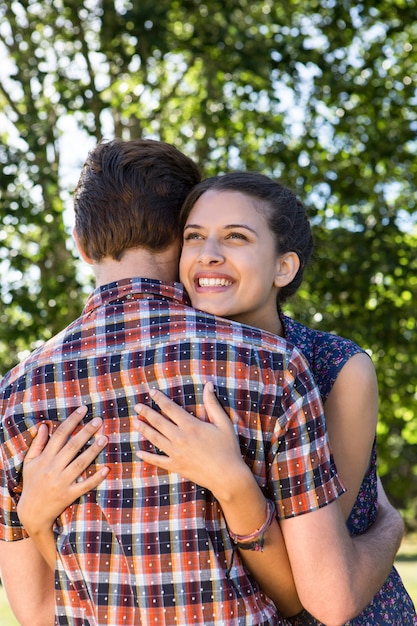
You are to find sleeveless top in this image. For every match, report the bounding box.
[281,314,417,625]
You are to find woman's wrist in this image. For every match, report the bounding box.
[213,459,257,504]
[215,462,274,539]
[228,498,276,552]
[22,519,54,538]
[17,503,54,536]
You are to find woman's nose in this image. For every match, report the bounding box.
[197,240,224,265]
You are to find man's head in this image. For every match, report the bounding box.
[74,138,201,262]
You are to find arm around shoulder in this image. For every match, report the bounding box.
[280,495,402,626]
[324,352,379,520]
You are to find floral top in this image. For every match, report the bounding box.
[281,313,417,625]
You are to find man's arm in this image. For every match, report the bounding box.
[281,490,404,626]
[0,537,55,626]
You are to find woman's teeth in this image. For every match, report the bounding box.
[198,278,232,287]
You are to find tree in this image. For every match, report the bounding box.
[0,0,416,524]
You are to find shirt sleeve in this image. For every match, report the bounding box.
[268,346,346,519]
[0,465,29,542]
[0,391,32,542]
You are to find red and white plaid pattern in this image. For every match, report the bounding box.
[0,278,344,626]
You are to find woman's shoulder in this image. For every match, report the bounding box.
[281,313,366,400]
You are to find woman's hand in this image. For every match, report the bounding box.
[134,383,303,616]
[18,406,109,535]
[133,381,248,501]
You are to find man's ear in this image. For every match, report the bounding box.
[274,252,300,287]
[73,228,93,265]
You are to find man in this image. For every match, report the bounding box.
[0,139,403,626]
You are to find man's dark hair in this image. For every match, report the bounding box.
[74,138,201,261]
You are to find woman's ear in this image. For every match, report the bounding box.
[274,252,300,287]
[73,228,93,265]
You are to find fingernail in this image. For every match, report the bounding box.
[76,406,87,414]
[97,435,107,446]
[91,418,102,427]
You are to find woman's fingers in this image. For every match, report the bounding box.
[147,388,195,426]
[54,404,89,438]
[23,406,108,483]
[133,409,172,454]
[133,389,190,452]
[135,448,171,470]
[24,406,89,472]
[138,384,231,428]
[19,408,109,532]
[65,433,108,484]
[133,385,244,493]
[202,381,234,429]
[49,407,105,470]
[71,463,110,498]
[24,423,50,463]
[59,414,104,468]
[133,383,234,450]
[32,406,89,458]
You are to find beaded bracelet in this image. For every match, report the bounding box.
[228,498,276,552]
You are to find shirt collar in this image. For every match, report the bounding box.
[83,277,190,315]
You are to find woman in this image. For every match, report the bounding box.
[132,172,416,624]
[19,172,416,623]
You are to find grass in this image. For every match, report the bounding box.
[0,585,18,626]
[395,532,417,607]
[0,534,416,624]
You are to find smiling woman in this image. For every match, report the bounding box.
[173,171,417,624]
[180,190,285,332]
[179,176,305,335]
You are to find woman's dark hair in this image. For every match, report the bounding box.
[179,172,313,305]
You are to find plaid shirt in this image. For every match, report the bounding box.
[0,278,344,626]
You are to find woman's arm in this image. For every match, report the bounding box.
[0,408,109,625]
[133,382,404,622]
[324,353,379,520]
[134,383,302,617]
[17,407,109,569]
[0,537,55,626]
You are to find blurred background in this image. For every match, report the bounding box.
[0,0,416,618]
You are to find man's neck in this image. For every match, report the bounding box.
[93,246,180,287]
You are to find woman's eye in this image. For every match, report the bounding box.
[226,232,248,241]
[183,232,203,241]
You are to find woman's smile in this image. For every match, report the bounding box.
[180,189,282,331]
[194,273,234,290]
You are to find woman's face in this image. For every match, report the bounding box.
[179,189,282,332]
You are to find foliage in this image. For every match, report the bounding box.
[0,0,416,524]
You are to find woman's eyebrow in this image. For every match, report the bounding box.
[223,223,257,234]
[184,223,257,234]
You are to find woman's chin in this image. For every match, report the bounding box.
[191,299,228,318]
